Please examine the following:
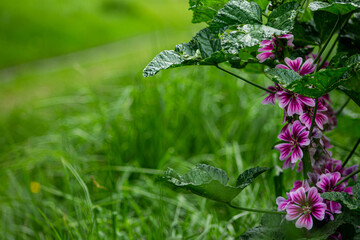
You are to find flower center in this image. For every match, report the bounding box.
[303,206,311,214]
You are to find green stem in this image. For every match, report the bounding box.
[335,97,351,116]
[216,65,275,93]
[302,147,312,180]
[342,138,360,167]
[308,98,319,139]
[227,203,286,215]
[334,169,360,187]
[314,16,340,66]
[317,34,339,71]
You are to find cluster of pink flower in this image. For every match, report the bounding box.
[258,34,358,231]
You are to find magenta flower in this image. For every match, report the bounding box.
[277,91,315,116]
[285,187,326,230]
[262,84,282,105]
[306,53,329,69]
[257,39,275,63]
[316,172,346,193]
[256,34,294,62]
[276,192,292,211]
[299,102,328,130]
[276,57,316,75]
[275,121,310,163]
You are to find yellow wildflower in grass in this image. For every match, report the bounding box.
[30,181,41,194]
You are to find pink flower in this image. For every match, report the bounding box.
[277,91,315,116]
[306,53,329,69]
[316,172,346,193]
[276,57,316,75]
[276,192,292,211]
[262,84,282,105]
[285,187,326,230]
[256,34,294,63]
[299,102,329,130]
[275,121,310,164]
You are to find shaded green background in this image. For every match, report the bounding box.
[0,0,359,239]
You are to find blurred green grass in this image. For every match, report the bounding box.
[0,0,359,239]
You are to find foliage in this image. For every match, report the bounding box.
[143,0,360,239]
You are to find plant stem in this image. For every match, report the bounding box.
[336,97,351,116]
[317,34,339,71]
[342,138,360,167]
[216,65,275,93]
[314,16,340,66]
[308,98,319,139]
[302,147,312,180]
[334,169,360,187]
[227,203,286,215]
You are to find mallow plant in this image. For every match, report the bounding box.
[143,0,360,238]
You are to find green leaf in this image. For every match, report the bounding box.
[266,2,299,32]
[321,191,360,210]
[189,0,229,23]
[161,164,268,203]
[253,0,270,10]
[236,166,268,188]
[339,13,360,53]
[221,24,286,55]
[314,11,342,44]
[335,54,360,107]
[266,67,350,98]
[291,22,320,46]
[143,28,224,77]
[143,50,187,78]
[309,0,360,15]
[210,0,262,29]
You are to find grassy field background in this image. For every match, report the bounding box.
[1,0,359,239]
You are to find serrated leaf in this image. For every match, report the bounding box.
[221,24,286,55]
[321,191,360,210]
[309,0,360,15]
[143,28,224,77]
[143,50,187,78]
[210,0,262,29]
[266,2,299,32]
[161,164,268,203]
[266,68,350,98]
[236,167,268,188]
[189,0,229,23]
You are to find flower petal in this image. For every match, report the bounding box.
[307,187,322,206]
[287,97,304,116]
[278,125,293,142]
[286,204,303,221]
[299,112,312,129]
[296,213,313,230]
[262,93,276,105]
[276,64,290,70]
[315,113,328,130]
[285,57,303,73]
[292,120,305,137]
[290,187,307,206]
[311,203,327,221]
[257,52,275,63]
[299,58,316,75]
[297,95,315,107]
[277,91,292,109]
[291,145,303,163]
[276,196,288,211]
[297,131,311,147]
[275,143,293,160]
